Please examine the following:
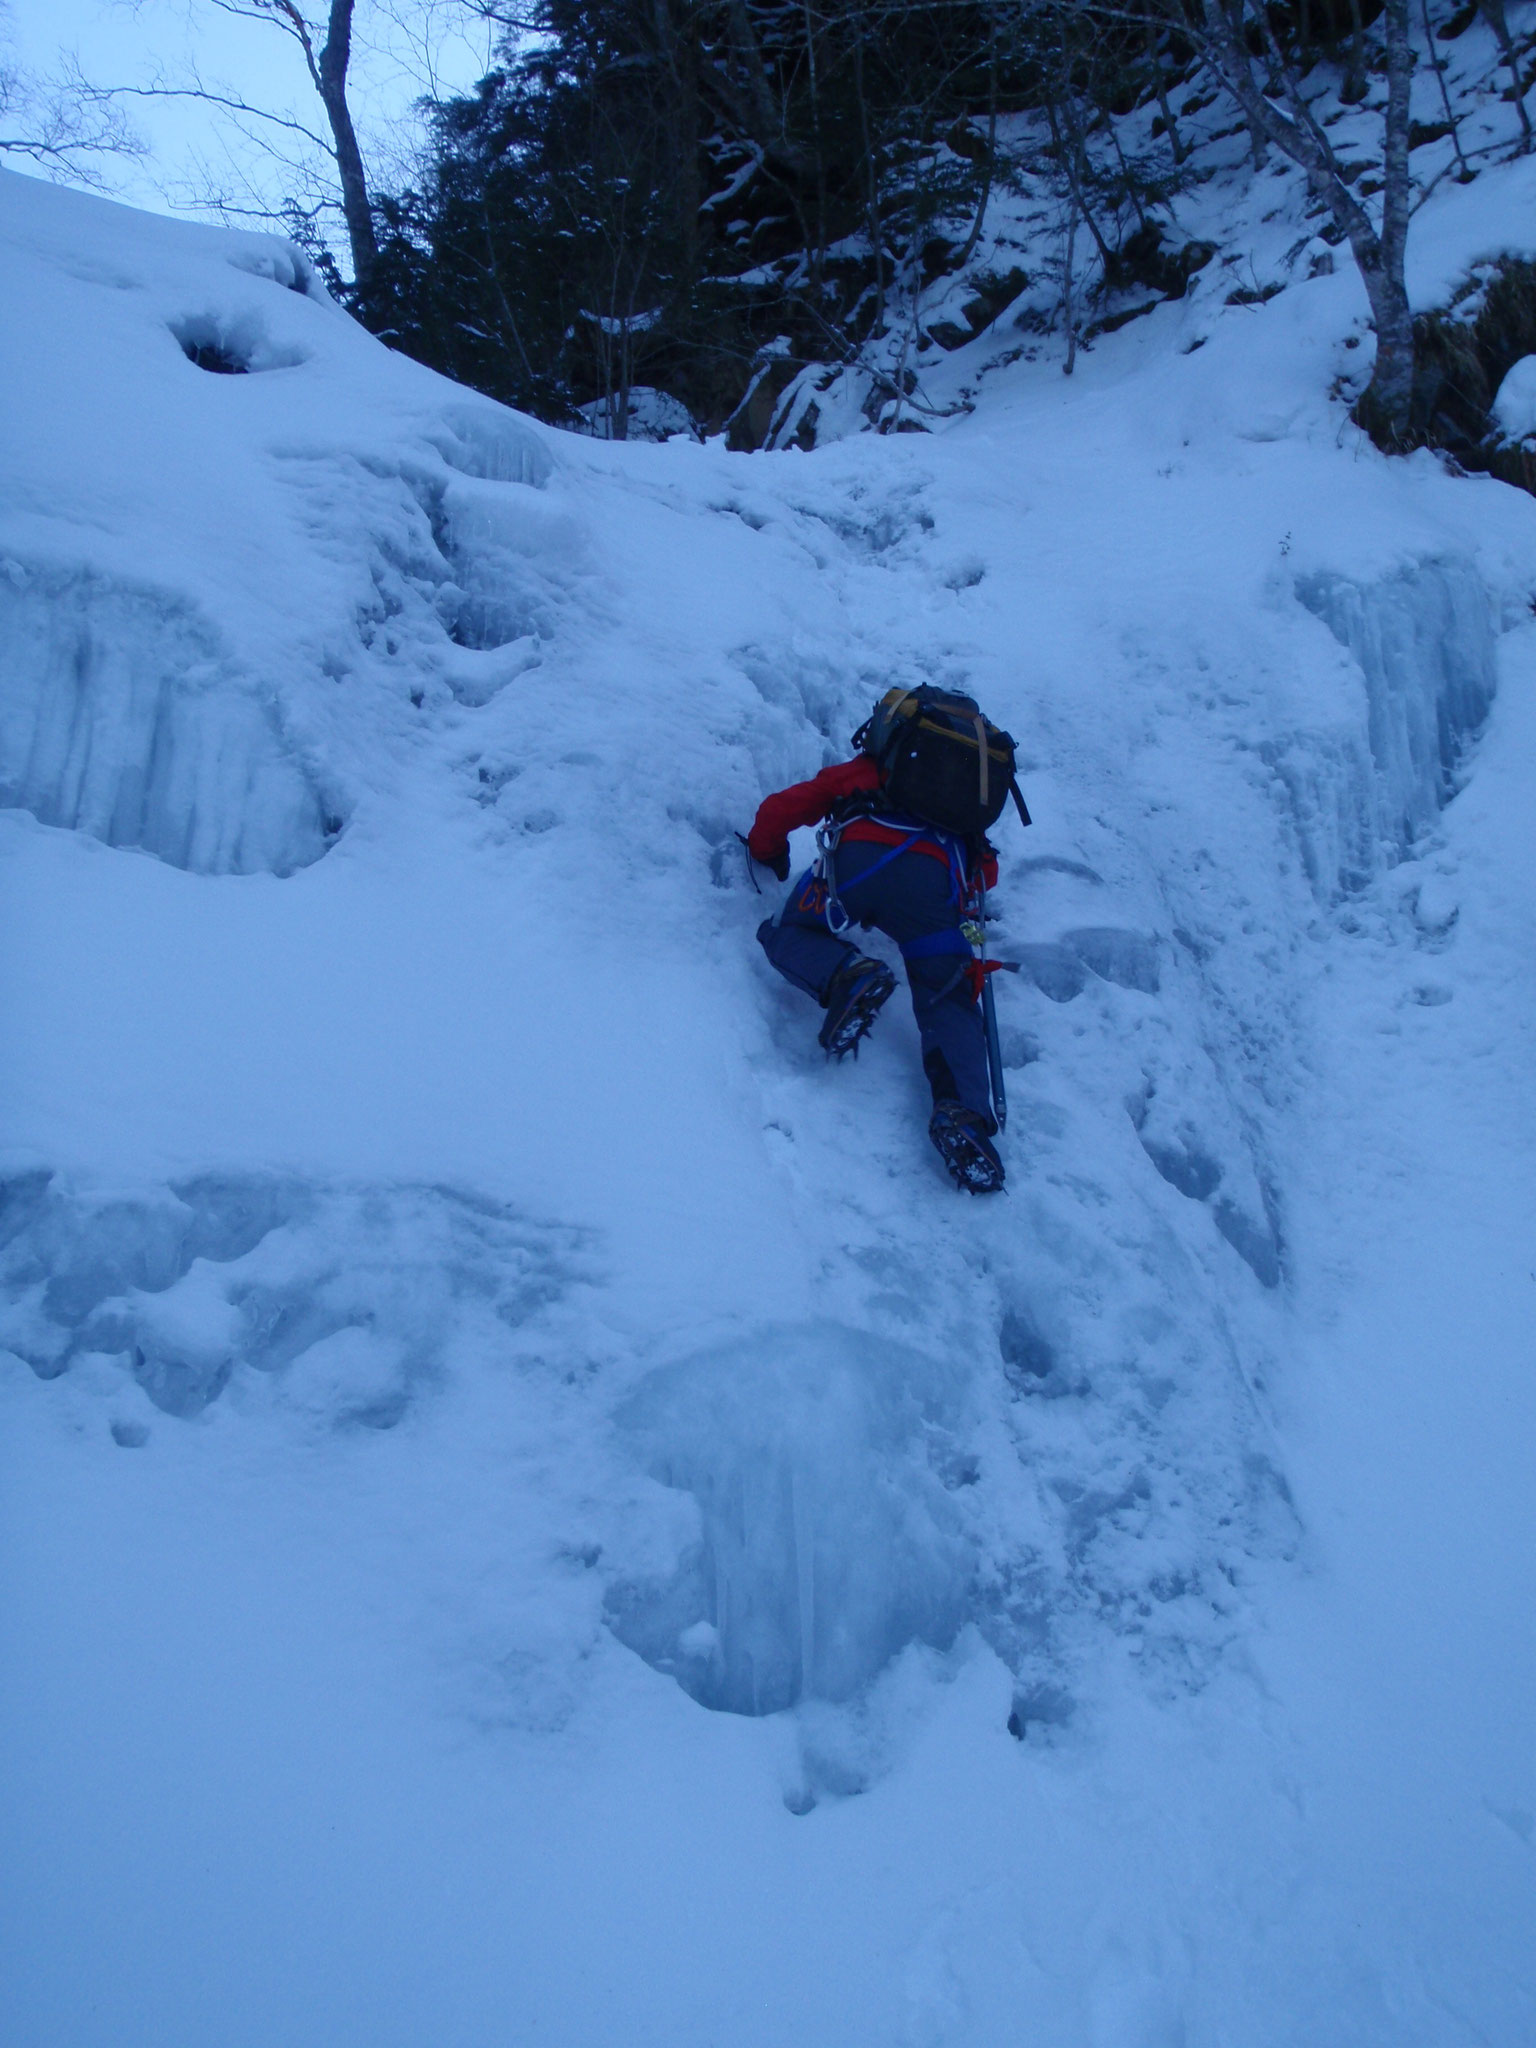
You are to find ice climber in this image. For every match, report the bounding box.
[745,686,1029,1194]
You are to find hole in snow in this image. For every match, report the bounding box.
[1212,1198,1283,1288]
[406,472,569,661]
[1013,942,1087,1003]
[181,337,246,375]
[999,1308,1057,1387]
[1007,1683,1073,1739]
[1060,926,1161,995]
[1141,1135,1224,1203]
[170,312,307,375]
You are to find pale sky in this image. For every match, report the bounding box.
[4,0,494,245]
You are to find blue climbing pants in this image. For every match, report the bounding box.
[757,836,993,1123]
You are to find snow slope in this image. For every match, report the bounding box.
[1,151,1533,2047]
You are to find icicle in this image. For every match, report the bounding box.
[792,1466,817,1702]
[1295,557,1496,890]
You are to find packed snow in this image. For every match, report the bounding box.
[2,108,1534,2048]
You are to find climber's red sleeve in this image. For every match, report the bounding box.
[746,757,882,864]
[978,841,999,891]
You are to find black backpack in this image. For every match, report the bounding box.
[852,685,1030,837]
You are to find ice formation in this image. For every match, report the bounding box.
[1295,556,1497,885]
[0,1167,595,1424]
[0,564,335,873]
[608,1326,972,1715]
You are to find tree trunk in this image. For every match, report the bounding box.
[854,33,885,309]
[1150,25,1186,166]
[1106,98,1152,222]
[1358,0,1415,437]
[955,43,998,270]
[1044,85,1112,269]
[651,0,701,295]
[1195,0,1417,443]
[317,0,376,292]
[724,0,806,175]
[803,0,827,275]
[1354,254,1415,440]
[616,319,631,441]
[1343,0,1369,103]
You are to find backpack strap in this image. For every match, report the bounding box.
[1009,779,1032,829]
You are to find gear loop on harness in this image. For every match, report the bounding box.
[814,821,854,935]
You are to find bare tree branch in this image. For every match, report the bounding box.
[73,71,335,156]
[0,44,144,182]
[65,0,378,290]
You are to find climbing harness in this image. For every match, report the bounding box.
[813,813,969,938]
[820,818,1018,1131]
[814,817,929,936]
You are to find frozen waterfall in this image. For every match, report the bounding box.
[1294,556,1496,891]
[0,565,336,875]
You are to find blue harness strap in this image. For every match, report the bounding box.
[819,825,925,935]
[836,828,924,894]
[899,928,973,961]
[851,814,972,906]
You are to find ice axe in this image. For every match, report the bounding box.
[962,875,1018,1133]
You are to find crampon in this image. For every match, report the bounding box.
[818,954,897,1059]
[929,1100,1005,1193]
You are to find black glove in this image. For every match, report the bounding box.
[737,831,789,882]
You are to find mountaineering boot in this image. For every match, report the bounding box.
[929,1100,1005,1194]
[818,953,897,1058]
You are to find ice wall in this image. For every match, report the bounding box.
[1295,557,1496,887]
[0,565,335,875]
[606,1327,972,1716]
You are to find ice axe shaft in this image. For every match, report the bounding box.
[982,972,1006,1133]
[970,877,1007,1133]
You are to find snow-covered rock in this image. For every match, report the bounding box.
[574,385,699,441]
[1492,351,1536,442]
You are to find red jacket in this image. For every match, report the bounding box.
[747,757,999,889]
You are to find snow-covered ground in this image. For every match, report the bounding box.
[1,119,1534,2046]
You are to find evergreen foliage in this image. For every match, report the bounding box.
[355,0,1530,448]
[364,2,1042,437]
